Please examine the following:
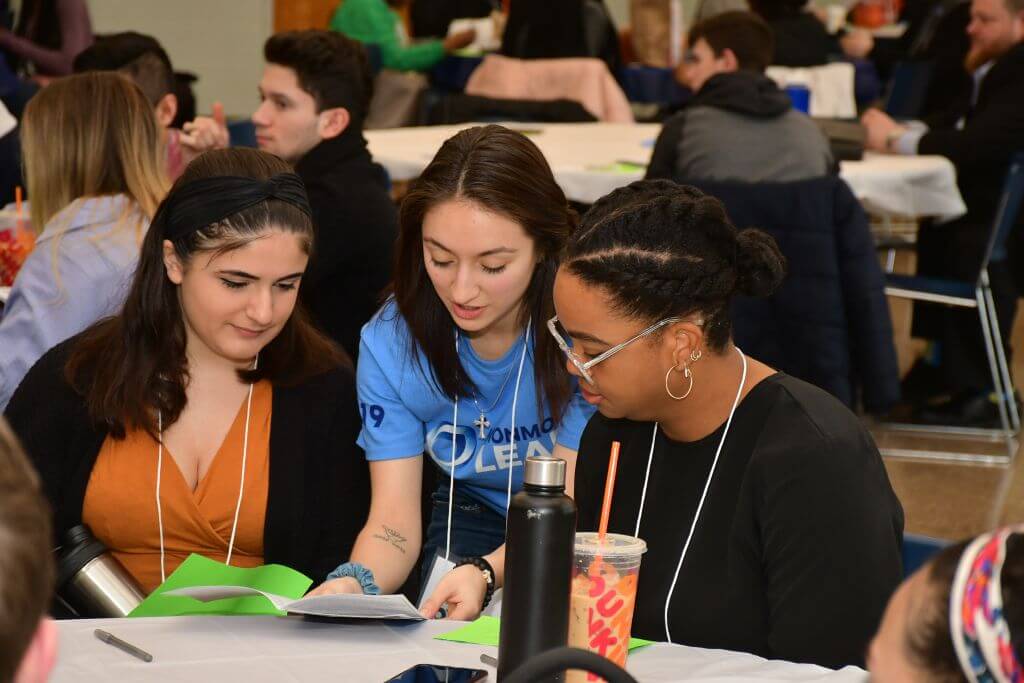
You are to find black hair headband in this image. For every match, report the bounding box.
[160,173,312,241]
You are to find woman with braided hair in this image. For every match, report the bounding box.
[551,179,904,667]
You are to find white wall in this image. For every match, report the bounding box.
[604,0,706,28]
[86,0,274,118]
[605,0,631,26]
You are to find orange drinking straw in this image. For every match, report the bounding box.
[590,441,621,577]
[14,186,22,229]
[598,441,621,541]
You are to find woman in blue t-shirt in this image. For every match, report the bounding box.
[309,124,593,619]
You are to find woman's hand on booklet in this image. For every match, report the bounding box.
[419,564,487,621]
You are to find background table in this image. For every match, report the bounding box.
[54,616,867,682]
[366,122,966,220]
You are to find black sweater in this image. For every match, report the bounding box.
[4,337,370,585]
[295,130,398,362]
[575,373,904,668]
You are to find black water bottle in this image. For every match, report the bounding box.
[498,456,577,682]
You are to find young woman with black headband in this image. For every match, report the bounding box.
[4,148,369,595]
[552,180,904,667]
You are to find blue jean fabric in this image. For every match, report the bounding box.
[419,481,507,590]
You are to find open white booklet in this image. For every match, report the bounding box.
[164,586,425,620]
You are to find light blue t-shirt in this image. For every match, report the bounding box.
[357,300,595,515]
[0,195,145,410]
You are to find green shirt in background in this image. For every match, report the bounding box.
[330,0,446,72]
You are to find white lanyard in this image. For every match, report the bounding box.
[445,319,531,560]
[155,358,257,584]
[634,348,747,643]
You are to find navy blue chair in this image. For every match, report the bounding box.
[902,533,949,578]
[884,61,934,120]
[226,119,257,149]
[430,55,483,93]
[884,152,1024,459]
[619,65,690,108]
[363,43,383,76]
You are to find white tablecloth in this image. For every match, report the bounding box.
[54,616,867,682]
[365,122,966,220]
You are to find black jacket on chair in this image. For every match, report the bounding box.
[421,93,598,125]
[4,336,371,586]
[684,176,900,414]
[294,130,398,362]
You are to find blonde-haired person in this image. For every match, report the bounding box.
[0,71,167,410]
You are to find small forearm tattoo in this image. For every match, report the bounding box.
[373,525,408,554]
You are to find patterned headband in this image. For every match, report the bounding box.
[950,527,1024,683]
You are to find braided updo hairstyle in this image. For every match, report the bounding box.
[564,180,786,351]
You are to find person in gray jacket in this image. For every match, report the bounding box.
[646,11,833,183]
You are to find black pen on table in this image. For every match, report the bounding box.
[94,629,153,663]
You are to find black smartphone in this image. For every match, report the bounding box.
[384,664,488,683]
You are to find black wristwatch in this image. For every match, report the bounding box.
[456,556,496,609]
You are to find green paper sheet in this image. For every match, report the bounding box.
[435,615,653,651]
[586,162,648,174]
[129,554,313,617]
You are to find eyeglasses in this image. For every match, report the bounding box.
[546,315,683,385]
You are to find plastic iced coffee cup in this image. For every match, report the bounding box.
[567,532,647,683]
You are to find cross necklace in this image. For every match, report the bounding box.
[471,363,516,439]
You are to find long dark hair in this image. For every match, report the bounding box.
[66,148,345,438]
[393,124,576,424]
[564,179,786,352]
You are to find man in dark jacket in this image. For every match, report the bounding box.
[646,11,834,183]
[254,31,398,361]
[862,0,1024,425]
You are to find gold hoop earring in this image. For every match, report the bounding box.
[665,364,694,401]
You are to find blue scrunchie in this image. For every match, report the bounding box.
[325,562,381,595]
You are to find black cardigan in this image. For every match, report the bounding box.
[4,337,370,585]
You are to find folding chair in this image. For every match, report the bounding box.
[902,533,949,578]
[872,62,937,273]
[879,152,1024,463]
[226,119,257,148]
[884,61,934,121]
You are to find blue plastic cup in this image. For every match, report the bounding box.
[785,84,811,114]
